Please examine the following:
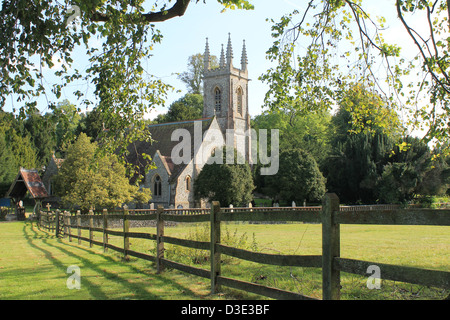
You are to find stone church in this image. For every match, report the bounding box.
[126,35,252,209]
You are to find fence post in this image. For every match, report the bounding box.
[55,210,60,237]
[63,211,68,239]
[322,193,341,300]
[123,207,130,261]
[89,209,94,248]
[210,201,221,294]
[63,211,67,239]
[77,210,81,245]
[67,212,72,242]
[156,205,165,273]
[103,209,108,252]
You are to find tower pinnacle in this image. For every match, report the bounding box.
[241,40,248,71]
[204,37,210,70]
[219,44,225,68]
[226,33,233,66]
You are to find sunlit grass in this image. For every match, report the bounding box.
[1,220,448,300]
[119,222,449,300]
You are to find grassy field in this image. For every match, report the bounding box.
[0,220,448,300]
[0,221,225,300]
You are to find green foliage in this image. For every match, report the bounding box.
[336,83,402,137]
[9,130,38,170]
[264,148,326,203]
[0,132,17,196]
[252,109,332,167]
[324,130,393,204]
[377,137,434,204]
[23,110,57,167]
[194,147,254,207]
[0,111,39,195]
[52,99,82,149]
[162,223,258,266]
[217,0,254,11]
[0,0,254,169]
[75,107,105,141]
[262,0,450,154]
[54,133,151,212]
[324,95,442,204]
[155,94,203,124]
[178,54,219,94]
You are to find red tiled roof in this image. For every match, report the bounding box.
[6,168,49,199]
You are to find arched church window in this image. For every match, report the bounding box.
[237,87,243,115]
[153,175,162,196]
[214,87,221,112]
[186,176,191,191]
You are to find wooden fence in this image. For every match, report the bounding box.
[38,193,450,300]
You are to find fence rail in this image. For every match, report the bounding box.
[38,194,450,300]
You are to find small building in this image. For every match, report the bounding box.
[6,168,49,220]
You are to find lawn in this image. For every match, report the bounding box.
[0,221,223,300]
[0,220,448,300]
[157,222,449,300]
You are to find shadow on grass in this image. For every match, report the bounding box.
[23,222,209,300]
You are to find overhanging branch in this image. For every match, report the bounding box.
[91,0,191,23]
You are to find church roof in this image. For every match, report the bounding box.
[125,117,214,184]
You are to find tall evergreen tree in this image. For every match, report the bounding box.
[0,131,17,196]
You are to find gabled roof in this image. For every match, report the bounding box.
[52,153,65,168]
[125,117,214,183]
[6,168,49,199]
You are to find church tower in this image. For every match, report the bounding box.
[202,34,251,163]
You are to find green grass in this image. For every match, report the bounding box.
[1,220,449,300]
[0,221,227,300]
[123,222,450,300]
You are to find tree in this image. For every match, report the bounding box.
[322,85,400,203]
[0,130,17,196]
[264,148,326,204]
[377,136,433,203]
[54,133,151,212]
[324,130,394,204]
[23,110,57,167]
[417,151,450,196]
[155,93,203,123]
[252,109,332,167]
[9,130,38,170]
[0,111,38,194]
[75,107,105,141]
[261,0,450,153]
[194,147,254,207]
[0,0,254,166]
[53,99,82,150]
[178,53,219,94]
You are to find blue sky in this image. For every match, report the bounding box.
[144,0,301,119]
[3,0,429,122]
[131,0,415,120]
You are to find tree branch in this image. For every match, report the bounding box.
[396,1,450,95]
[91,0,191,23]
